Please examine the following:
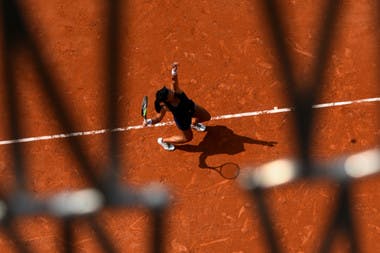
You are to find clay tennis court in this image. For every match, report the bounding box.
[0,0,379,252]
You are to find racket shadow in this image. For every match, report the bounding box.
[176,125,277,179]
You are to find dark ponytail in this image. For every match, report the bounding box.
[154,86,169,113]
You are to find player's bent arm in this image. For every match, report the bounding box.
[151,109,166,124]
[144,107,166,126]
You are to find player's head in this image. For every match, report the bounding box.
[154,86,170,112]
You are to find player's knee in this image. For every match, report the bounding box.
[204,111,211,121]
[200,108,211,122]
[195,105,211,122]
[199,112,211,123]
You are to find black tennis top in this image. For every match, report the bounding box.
[165,92,195,118]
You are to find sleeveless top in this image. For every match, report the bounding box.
[164,92,195,119]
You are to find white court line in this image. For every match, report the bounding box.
[0,97,379,146]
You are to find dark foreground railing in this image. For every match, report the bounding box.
[0,1,378,252]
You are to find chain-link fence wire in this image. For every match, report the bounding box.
[0,0,379,252]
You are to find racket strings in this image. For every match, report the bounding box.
[219,163,240,179]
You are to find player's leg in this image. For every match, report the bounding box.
[192,104,211,131]
[157,130,193,151]
[163,129,193,144]
[157,116,193,151]
[192,104,211,123]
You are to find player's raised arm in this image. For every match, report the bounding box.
[170,62,182,93]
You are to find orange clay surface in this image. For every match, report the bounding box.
[0,0,379,252]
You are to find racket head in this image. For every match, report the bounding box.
[141,96,148,119]
[215,162,240,179]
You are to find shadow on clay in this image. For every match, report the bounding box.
[176,125,277,178]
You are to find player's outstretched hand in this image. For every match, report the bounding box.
[142,118,153,127]
[171,62,178,76]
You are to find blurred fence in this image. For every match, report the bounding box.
[0,0,379,252]
[0,1,168,252]
[240,1,380,252]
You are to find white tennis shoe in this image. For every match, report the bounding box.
[157,137,175,151]
[191,123,206,132]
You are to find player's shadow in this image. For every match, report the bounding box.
[176,125,277,168]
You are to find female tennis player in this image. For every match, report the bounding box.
[143,62,211,151]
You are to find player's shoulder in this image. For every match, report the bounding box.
[174,88,185,96]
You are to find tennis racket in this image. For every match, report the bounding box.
[205,162,240,179]
[141,96,148,120]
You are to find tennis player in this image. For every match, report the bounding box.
[143,62,211,151]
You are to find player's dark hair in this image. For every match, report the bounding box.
[154,86,169,113]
